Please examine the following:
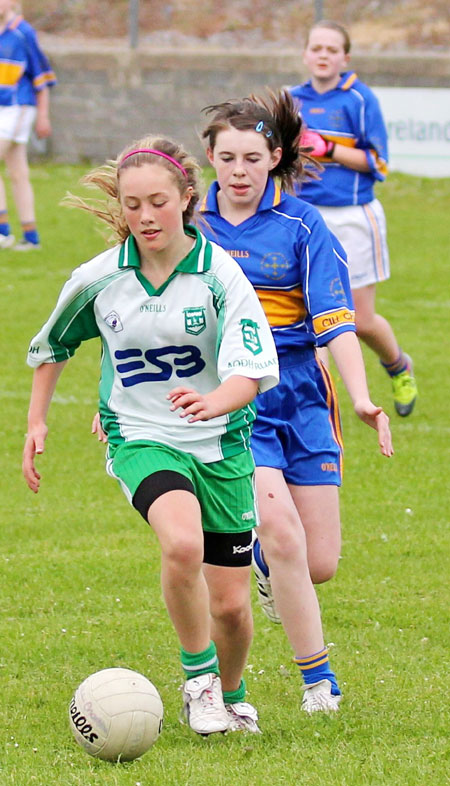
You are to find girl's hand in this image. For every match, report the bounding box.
[35,116,52,138]
[301,130,334,157]
[354,401,394,457]
[91,412,107,443]
[22,423,48,493]
[167,387,218,422]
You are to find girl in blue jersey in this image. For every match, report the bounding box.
[291,20,417,417]
[0,1,56,251]
[201,88,393,712]
[23,135,279,735]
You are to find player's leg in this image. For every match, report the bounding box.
[196,454,260,730]
[352,283,399,363]
[203,561,260,731]
[255,468,324,653]
[109,444,228,734]
[147,490,209,650]
[0,136,15,248]
[320,200,417,415]
[5,142,41,249]
[203,562,252,692]
[288,483,341,584]
[147,489,229,734]
[255,467,341,711]
[352,283,417,415]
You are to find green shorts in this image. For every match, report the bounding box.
[107,440,257,534]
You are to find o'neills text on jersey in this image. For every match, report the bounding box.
[140,304,167,312]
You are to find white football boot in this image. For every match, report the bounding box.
[13,240,41,251]
[301,679,342,713]
[225,701,262,733]
[182,673,229,735]
[0,234,15,249]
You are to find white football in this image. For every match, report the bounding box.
[69,667,163,761]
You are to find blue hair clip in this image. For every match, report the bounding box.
[255,120,273,139]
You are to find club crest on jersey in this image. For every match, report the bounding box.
[241,319,262,355]
[183,307,206,335]
[261,252,289,280]
[104,311,123,332]
[330,277,346,301]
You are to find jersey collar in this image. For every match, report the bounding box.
[118,225,212,274]
[6,15,24,31]
[338,71,358,91]
[200,178,282,215]
[303,70,358,95]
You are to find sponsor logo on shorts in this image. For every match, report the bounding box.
[184,306,206,335]
[28,344,39,354]
[241,319,262,355]
[233,543,253,554]
[104,310,123,332]
[321,462,338,472]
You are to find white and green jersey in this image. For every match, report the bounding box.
[27,226,279,463]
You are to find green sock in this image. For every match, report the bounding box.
[180,641,219,679]
[223,678,246,705]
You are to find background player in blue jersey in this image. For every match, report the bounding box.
[0,1,56,251]
[201,89,393,712]
[23,135,279,735]
[290,20,417,417]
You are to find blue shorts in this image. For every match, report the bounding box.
[251,348,343,486]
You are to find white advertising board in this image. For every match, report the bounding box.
[373,87,450,177]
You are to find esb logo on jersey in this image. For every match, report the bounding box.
[115,345,206,387]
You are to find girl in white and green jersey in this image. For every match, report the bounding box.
[23,136,279,736]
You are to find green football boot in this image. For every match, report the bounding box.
[391,354,418,416]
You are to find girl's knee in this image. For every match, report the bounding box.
[211,595,251,630]
[309,554,339,584]
[162,535,203,572]
[355,313,374,338]
[258,513,306,564]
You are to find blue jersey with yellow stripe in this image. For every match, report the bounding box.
[291,71,388,206]
[6,15,56,106]
[200,178,355,357]
[0,26,27,106]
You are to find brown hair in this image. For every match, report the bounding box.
[306,20,351,54]
[202,88,318,192]
[63,135,203,244]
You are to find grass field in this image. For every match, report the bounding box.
[1,164,449,785]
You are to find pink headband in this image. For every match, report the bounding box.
[119,148,188,179]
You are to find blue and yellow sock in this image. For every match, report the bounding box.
[294,647,341,696]
[22,223,40,246]
[223,678,246,705]
[0,210,11,237]
[381,349,409,377]
[181,641,220,680]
